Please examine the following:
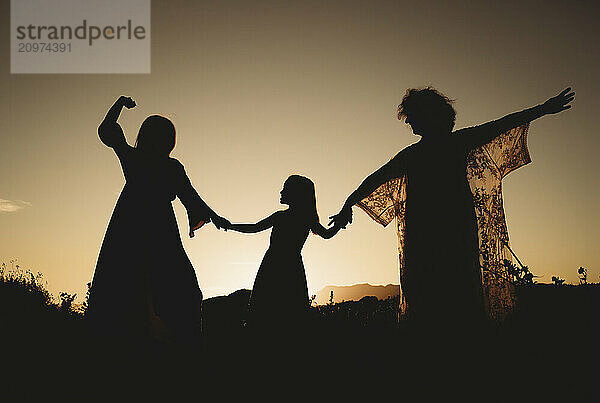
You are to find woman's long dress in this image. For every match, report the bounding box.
[248,211,311,329]
[400,137,484,327]
[87,126,211,343]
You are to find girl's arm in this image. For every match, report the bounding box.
[456,88,574,150]
[228,212,279,234]
[98,96,136,149]
[191,192,230,231]
[312,222,342,239]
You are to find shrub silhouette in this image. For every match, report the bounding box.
[578,267,588,285]
[504,259,536,285]
[0,261,53,317]
[0,261,84,325]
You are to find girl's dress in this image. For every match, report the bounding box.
[87,124,211,343]
[248,210,311,327]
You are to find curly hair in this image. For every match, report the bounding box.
[397,87,456,132]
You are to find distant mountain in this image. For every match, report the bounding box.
[314,283,400,305]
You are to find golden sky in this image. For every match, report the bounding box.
[1,0,598,302]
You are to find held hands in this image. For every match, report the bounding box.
[542,87,575,115]
[328,219,347,237]
[211,215,231,231]
[328,206,353,229]
[119,95,136,109]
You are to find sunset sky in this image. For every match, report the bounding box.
[1,0,598,303]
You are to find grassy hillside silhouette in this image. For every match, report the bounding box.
[1,262,595,400]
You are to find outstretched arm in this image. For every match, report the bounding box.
[329,153,405,228]
[194,199,230,232]
[457,87,575,149]
[227,212,278,234]
[98,96,136,148]
[193,194,230,231]
[312,222,342,239]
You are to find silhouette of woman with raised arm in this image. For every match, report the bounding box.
[87,96,229,345]
[329,88,574,330]
[226,175,342,332]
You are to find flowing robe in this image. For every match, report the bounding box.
[357,124,530,321]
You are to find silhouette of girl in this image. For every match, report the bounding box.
[330,88,574,329]
[87,96,229,345]
[226,175,342,329]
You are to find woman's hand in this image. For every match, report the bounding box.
[99,96,135,142]
[328,206,352,229]
[118,96,136,109]
[212,215,231,231]
[542,87,575,115]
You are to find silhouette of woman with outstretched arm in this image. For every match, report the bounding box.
[329,88,574,328]
[87,96,230,345]
[226,175,342,331]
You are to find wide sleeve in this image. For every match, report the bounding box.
[355,151,409,319]
[466,123,531,181]
[355,151,407,227]
[489,123,531,179]
[454,105,541,152]
[356,179,402,227]
[173,161,213,238]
